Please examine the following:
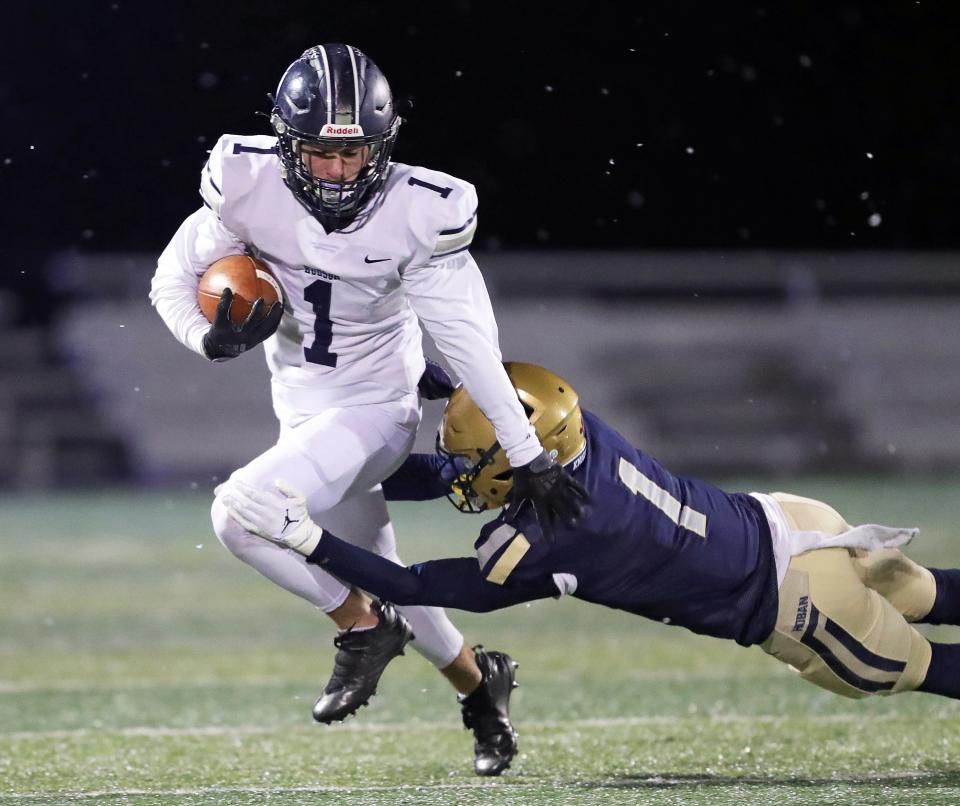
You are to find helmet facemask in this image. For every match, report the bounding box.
[435,432,507,514]
[272,114,400,230]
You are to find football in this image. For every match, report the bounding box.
[198,255,283,324]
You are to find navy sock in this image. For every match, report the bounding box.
[924,568,960,625]
[918,641,960,699]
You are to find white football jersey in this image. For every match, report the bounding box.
[151,134,541,465]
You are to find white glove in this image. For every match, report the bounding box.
[220,478,323,556]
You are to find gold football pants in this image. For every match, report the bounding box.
[761,492,936,698]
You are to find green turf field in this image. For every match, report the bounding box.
[3,477,960,805]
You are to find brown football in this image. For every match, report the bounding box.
[198,255,283,324]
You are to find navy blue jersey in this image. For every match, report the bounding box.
[310,409,779,647]
[471,410,778,646]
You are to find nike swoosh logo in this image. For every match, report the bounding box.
[364,256,392,264]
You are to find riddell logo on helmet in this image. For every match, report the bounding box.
[319,124,364,137]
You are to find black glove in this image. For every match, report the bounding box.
[417,357,456,399]
[202,288,283,361]
[507,450,589,538]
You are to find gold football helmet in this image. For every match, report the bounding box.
[437,362,586,512]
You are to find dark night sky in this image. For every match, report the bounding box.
[4,1,960,262]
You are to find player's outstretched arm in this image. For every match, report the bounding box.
[311,539,551,612]
[381,450,471,502]
[381,454,454,501]
[220,479,552,611]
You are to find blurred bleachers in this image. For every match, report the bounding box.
[492,297,960,479]
[0,249,957,489]
[0,288,130,490]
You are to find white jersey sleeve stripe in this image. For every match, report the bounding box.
[439,209,477,235]
[477,523,519,569]
[205,163,222,195]
[200,165,224,217]
[433,215,478,257]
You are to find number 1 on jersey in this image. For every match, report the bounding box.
[303,279,338,367]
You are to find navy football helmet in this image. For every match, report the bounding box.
[270,44,400,230]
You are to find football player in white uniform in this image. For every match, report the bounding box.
[150,43,586,776]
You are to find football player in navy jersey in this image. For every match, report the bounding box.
[223,361,960,707]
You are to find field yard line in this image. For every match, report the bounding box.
[4,783,521,800]
[0,679,262,693]
[0,671,778,694]
[4,771,937,801]
[1,713,915,741]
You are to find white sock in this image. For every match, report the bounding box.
[338,623,376,634]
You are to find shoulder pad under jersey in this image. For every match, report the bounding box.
[199,134,279,220]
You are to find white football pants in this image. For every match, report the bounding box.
[211,394,464,668]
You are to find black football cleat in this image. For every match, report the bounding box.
[459,646,520,776]
[312,601,414,724]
